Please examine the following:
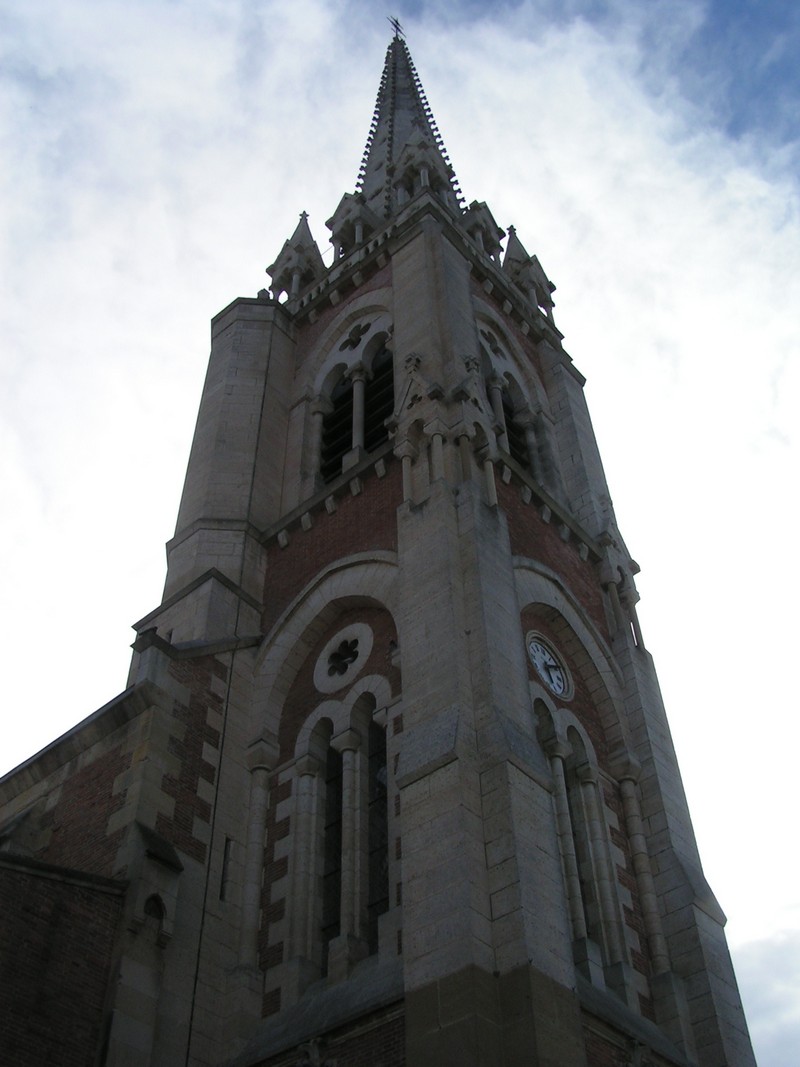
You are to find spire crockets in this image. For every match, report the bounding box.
[355,35,464,220]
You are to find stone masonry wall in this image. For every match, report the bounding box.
[254,1007,404,1067]
[0,855,124,1067]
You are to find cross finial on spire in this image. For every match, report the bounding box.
[388,15,405,38]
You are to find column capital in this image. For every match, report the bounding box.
[245,735,279,773]
[331,727,362,754]
[311,395,334,417]
[423,415,447,439]
[543,738,571,762]
[610,754,641,783]
[394,440,418,462]
[295,753,324,778]
[576,761,598,786]
[346,360,367,383]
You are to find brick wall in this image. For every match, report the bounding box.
[0,855,124,1067]
[41,744,130,876]
[499,476,608,639]
[262,461,402,634]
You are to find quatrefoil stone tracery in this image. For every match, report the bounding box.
[339,321,372,351]
[313,623,374,694]
[327,638,359,676]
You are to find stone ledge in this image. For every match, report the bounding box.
[230,955,403,1066]
[0,850,128,896]
[0,680,170,802]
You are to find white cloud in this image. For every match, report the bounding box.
[1,0,797,1056]
[734,931,800,1067]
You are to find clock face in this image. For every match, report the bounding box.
[526,634,569,696]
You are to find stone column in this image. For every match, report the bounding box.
[291,754,325,961]
[395,441,417,503]
[476,441,498,507]
[617,767,670,975]
[310,396,333,477]
[546,743,587,942]
[238,740,278,967]
[487,374,508,450]
[348,362,367,451]
[329,728,367,980]
[425,418,446,483]
[332,729,363,940]
[577,764,624,965]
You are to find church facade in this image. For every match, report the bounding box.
[0,35,755,1067]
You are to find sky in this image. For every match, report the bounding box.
[1,0,797,1061]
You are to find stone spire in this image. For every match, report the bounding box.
[354,36,464,220]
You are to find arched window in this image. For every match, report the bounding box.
[538,701,628,987]
[320,375,354,483]
[293,705,391,980]
[501,388,530,469]
[364,345,394,453]
[564,729,603,952]
[319,343,394,483]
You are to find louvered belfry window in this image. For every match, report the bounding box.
[502,389,529,469]
[320,344,394,483]
[320,375,354,483]
[363,345,394,452]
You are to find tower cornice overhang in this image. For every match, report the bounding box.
[210,293,296,341]
[133,558,264,631]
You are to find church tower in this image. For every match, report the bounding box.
[0,33,754,1067]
